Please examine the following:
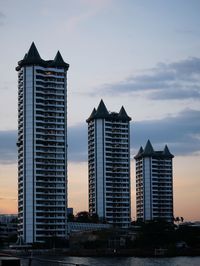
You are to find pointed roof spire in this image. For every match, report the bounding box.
[93,99,109,119]
[54,51,64,63]
[134,141,175,160]
[23,53,28,60]
[143,140,154,155]
[26,42,41,61]
[118,106,131,121]
[52,51,69,69]
[16,42,43,69]
[86,108,97,123]
[134,146,144,159]
[163,145,174,158]
[16,42,70,71]
[138,146,144,154]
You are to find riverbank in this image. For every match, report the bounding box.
[3,254,200,266]
[2,247,200,258]
[66,247,200,257]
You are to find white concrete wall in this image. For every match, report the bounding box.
[96,119,104,218]
[25,66,34,243]
[144,157,152,220]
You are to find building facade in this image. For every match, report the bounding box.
[16,43,69,243]
[0,214,17,223]
[134,140,174,222]
[87,100,131,228]
[68,222,112,234]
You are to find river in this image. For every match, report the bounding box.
[20,256,200,266]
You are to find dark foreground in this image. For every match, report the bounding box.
[1,249,200,266]
[2,246,200,257]
[16,255,200,266]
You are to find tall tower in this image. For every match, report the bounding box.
[87,100,131,228]
[134,140,174,222]
[16,43,69,243]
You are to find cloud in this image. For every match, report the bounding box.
[93,57,200,101]
[68,123,88,162]
[0,197,16,201]
[175,28,200,37]
[0,109,199,164]
[0,124,88,164]
[0,11,5,26]
[65,11,93,32]
[65,0,112,32]
[0,85,9,91]
[0,130,17,164]
[132,109,200,156]
[68,109,200,161]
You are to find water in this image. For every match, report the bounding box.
[21,256,200,266]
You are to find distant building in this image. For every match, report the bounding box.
[68,222,112,234]
[67,208,74,216]
[0,214,17,223]
[16,43,69,243]
[0,215,17,240]
[134,140,174,222]
[86,100,131,228]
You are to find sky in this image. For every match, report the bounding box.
[0,0,200,221]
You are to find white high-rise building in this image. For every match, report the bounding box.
[134,140,174,222]
[87,100,131,228]
[16,43,69,243]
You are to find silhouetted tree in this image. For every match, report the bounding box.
[135,220,175,248]
[90,213,99,223]
[174,216,184,224]
[175,217,180,224]
[75,211,90,223]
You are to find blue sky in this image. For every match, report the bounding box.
[0,0,200,219]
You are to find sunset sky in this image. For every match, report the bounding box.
[0,0,200,221]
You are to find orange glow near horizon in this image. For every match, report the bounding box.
[68,162,88,213]
[173,155,200,221]
[0,164,17,214]
[0,155,200,221]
